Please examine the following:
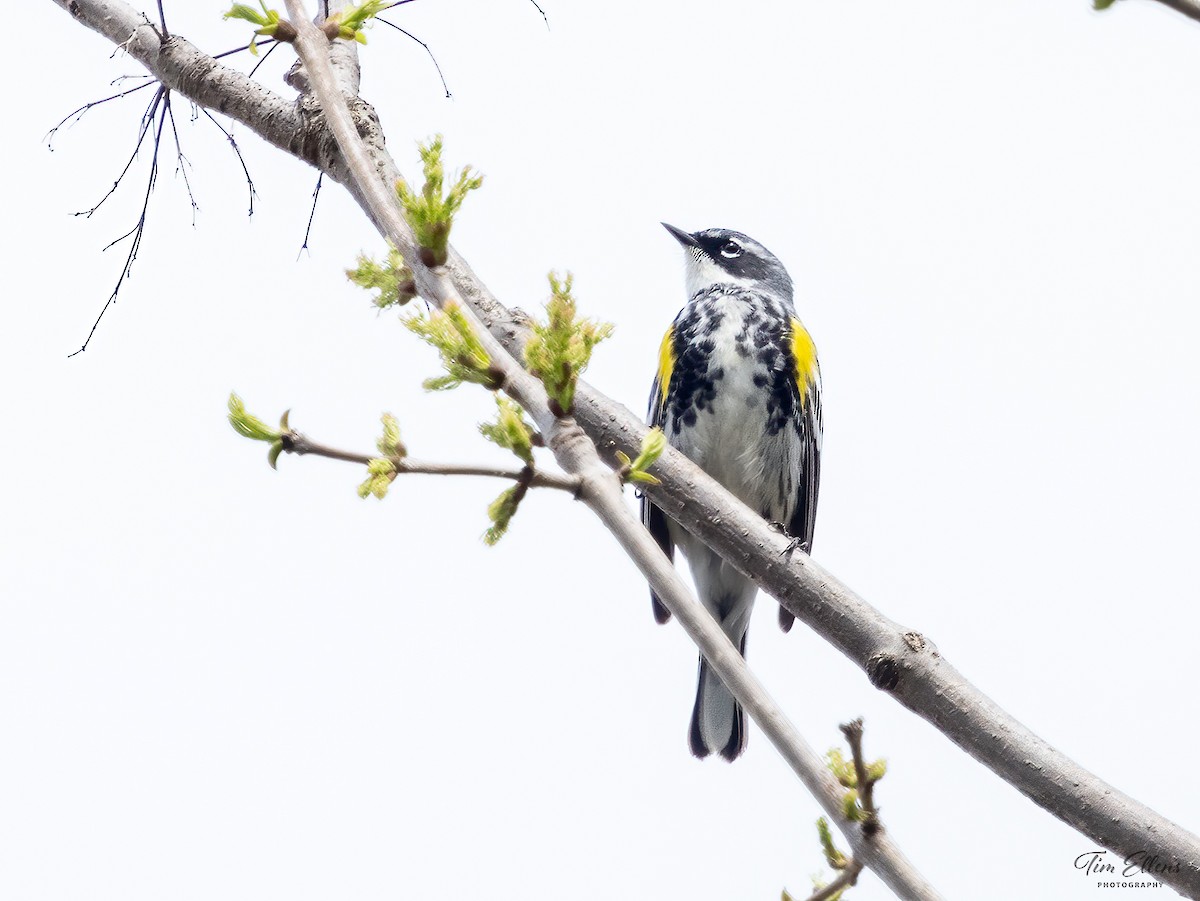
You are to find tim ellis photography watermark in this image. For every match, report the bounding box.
[1075,850,1182,889]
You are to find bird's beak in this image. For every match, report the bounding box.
[662,222,700,249]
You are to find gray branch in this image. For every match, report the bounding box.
[48,0,1200,896]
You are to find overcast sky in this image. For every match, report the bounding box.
[5,1,1200,899]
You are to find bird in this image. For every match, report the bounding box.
[643,223,822,761]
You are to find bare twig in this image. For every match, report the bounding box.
[212,39,276,61]
[528,0,550,29]
[199,109,256,217]
[299,173,323,256]
[248,40,282,79]
[67,85,167,358]
[164,93,199,223]
[71,85,164,218]
[45,80,158,148]
[155,0,168,38]
[375,18,450,97]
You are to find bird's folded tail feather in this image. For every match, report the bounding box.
[688,634,748,762]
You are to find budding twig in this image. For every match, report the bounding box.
[282,431,581,492]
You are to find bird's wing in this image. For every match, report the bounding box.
[780,317,823,633]
[642,325,677,624]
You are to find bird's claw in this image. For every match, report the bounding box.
[768,521,810,557]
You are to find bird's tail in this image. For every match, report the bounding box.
[689,634,748,762]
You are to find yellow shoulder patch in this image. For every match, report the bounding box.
[790,318,819,401]
[657,326,676,404]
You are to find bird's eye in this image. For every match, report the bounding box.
[719,241,743,258]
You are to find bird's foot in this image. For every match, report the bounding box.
[768,521,810,557]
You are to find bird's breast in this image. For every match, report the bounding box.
[663,293,799,515]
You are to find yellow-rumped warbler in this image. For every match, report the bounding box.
[643,224,822,761]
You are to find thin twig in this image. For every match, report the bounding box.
[164,93,199,224]
[68,86,167,357]
[70,85,164,217]
[281,431,583,492]
[299,173,323,256]
[528,0,550,29]
[840,718,879,837]
[211,38,276,61]
[155,0,168,38]
[375,18,450,97]
[248,40,282,79]
[45,80,158,148]
[200,109,256,217]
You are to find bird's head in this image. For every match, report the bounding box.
[662,223,793,301]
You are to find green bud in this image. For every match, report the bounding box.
[405,301,498,392]
[842,789,863,822]
[227,392,283,443]
[524,271,613,414]
[357,457,397,500]
[377,413,407,458]
[224,3,272,26]
[346,245,416,309]
[867,758,888,783]
[479,396,535,465]
[483,484,521,544]
[395,136,483,267]
[816,816,848,870]
[619,427,666,485]
[826,748,857,788]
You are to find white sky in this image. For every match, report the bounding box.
[5,1,1200,899]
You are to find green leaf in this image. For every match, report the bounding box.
[224,3,270,26]
[1094,0,1118,9]
[227,392,283,443]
